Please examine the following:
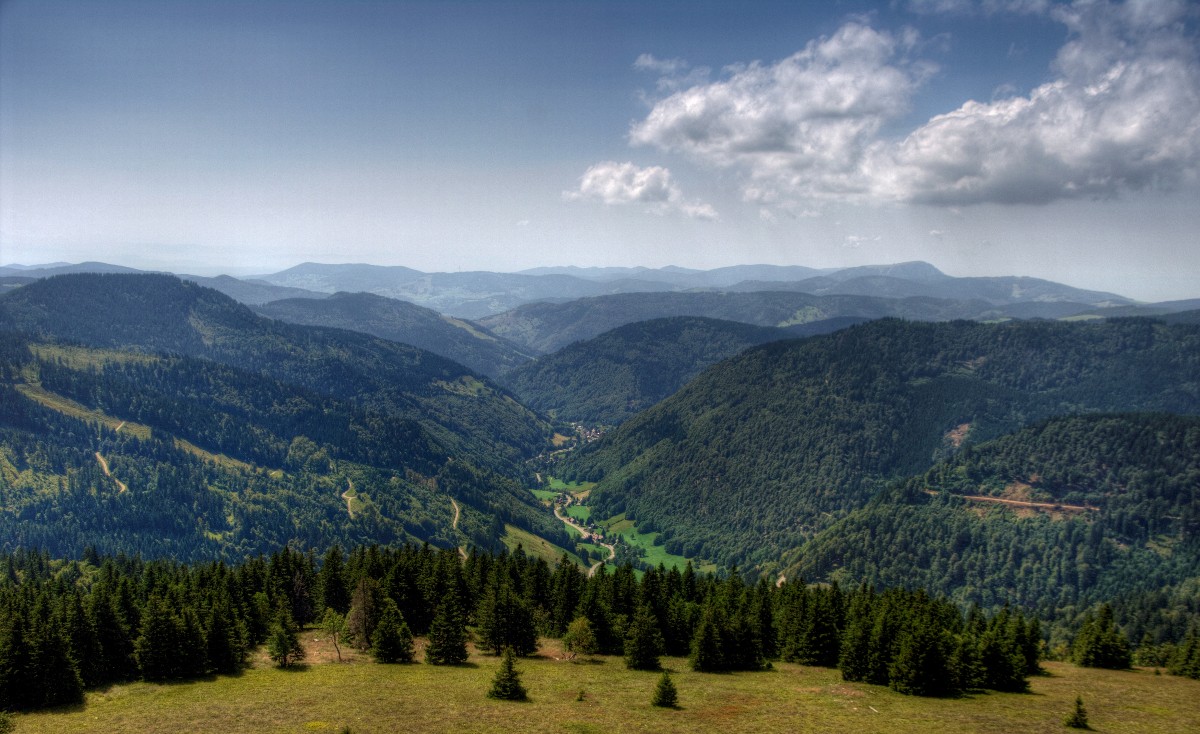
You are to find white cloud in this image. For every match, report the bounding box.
[874,0,1200,205]
[564,161,718,220]
[631,22,934,201]
[906,0,1051,15]
[633,53,688,75]
[626,1,1200,208]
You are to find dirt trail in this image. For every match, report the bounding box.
[926,490,1096,513]
[94,452,127,493]
[450,498,468,560]
[342,480,355,519]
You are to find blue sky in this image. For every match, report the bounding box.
[2,0,1198,300]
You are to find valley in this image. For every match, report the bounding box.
[1,265,1199,727]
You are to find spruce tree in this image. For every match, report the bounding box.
[266,607,305,668]
[1073,604,1131,670]
[689,607,724,672]
[425,589,469,665]
[371,600,415,663]
[487,647,528,701]
[318,545,351,615]
[651,670,678,708]
[624,605,664,670]
[134,595,184,681]
[1064,695,1089,729]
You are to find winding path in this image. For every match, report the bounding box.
[94,452,127,494]
[450,498,468,560]
[342,479,355,519]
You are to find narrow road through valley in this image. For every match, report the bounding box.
[553,503,614,577]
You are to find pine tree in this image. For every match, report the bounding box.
[476,582,538,657]
[1073,604,1131,670]
[425,589,469,665]
[266,607,305,668]
[651,670,678,708]
[134,595,184,681]
[624,605,664,670]
[371,600,414,664]
[689,607,724,672]
[487,647,528,701]
[1064,695,1089,729]
[318,545,351,615]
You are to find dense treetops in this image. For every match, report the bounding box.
[0,273,554,475]
[563,318,1200,571]
[0,542,1047,713]
[788,412,1200,647]
[502,317,793,425]
[255,291,533,379]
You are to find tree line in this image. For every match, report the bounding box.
[8,541,1164,713]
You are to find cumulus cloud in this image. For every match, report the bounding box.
[625,1,1200,208]
[564,161,718,220]
[906,0,1051,15]
[630,22,934,201]
[874,0,1200,205]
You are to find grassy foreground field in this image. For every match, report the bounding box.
[13,636,1200,734]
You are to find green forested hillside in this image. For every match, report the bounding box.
[477,290,1099,355]
[0,273,551,475]
[501,317,795,425]
[0,341,569,560]
[786,413,1200,644]
[255,291,533,378]
[0,275,568,560]
[561,318,1200,571]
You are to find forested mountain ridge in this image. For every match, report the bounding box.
[255,291,533,379]
[560,317,1200,571]
[502,316,828,425]
[0,273,552,474]
[786,412,1200,646]
[0,274,570,560]
[476,290,1107,355]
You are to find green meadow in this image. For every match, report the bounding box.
[12,636,1198,734]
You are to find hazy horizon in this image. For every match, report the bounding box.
[3,1,1199,302]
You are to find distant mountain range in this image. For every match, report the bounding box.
[3,269,1200,649]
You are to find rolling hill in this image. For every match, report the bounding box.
[785,412,1200,643]
[256,291,533,378]
[559,317,1200,571]
[0,274,567,560]
[476,290,1068,355]
[501,316,856,425]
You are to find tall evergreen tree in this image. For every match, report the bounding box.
[134,595,185,682]
[624,604,664,671]
[266,606,305,668]
[371,600,415,664]
[689,606,724,672]
[425,588,469,665]
[1073,604,1131,670]
[318,545,351,615]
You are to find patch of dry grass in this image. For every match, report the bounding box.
[13,632,1199,734]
